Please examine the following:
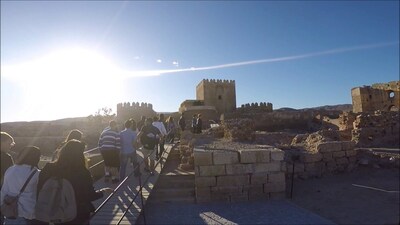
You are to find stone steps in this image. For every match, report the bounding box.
[148,149,196,203]
[156,175,195,188]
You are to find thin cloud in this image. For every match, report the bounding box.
[3,41,398,80]
[128,41,398,77]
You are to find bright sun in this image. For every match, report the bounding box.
[2,47,124,120]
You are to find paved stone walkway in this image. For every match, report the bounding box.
[138,200,335,225]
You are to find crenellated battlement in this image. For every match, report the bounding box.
[239,102,273,112]
[117,102,153,111]
[371,81,400,91]
[199,79,235,87]
[116,101,156,122]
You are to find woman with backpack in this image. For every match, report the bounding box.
[0,146,41,225]
[36,140,113,225]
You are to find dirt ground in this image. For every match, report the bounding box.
[289,166,400,225]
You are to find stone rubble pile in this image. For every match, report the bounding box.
[178,130,195,170]
[285,129,358,179]
[222,118,255,142]
[338,111,356,131]
[286,141,358,179]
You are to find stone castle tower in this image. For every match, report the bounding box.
[351,81,399,113]
[196,79,236,115]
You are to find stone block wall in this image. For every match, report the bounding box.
[352,111,399,148]
[194,148,286,203]
[286,141,357,179]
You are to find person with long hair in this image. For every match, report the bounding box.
[37,140,112,225]
[52,129,83,161]
[1,146,41,225]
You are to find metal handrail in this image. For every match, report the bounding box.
[89,146,161,222]
[116,144,172,225]
[84,147,100,154]
[89,156,146,220]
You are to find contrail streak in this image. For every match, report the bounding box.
[125,41,399,77]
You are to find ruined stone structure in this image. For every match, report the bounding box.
[196,79,236,115]
[286,141,358,179]
[352,111,399,148]
[194,147,286,202]
[351,81,400,113]
[223,119,255,142]
[116,102,157,123]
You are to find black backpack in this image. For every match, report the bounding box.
[140,126,159,149]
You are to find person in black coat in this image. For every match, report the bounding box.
[37,140,113,225]
[196,114,203,134]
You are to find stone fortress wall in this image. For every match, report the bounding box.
[194,147,286,203]
[351,81,400,113]
[237,102,273,112]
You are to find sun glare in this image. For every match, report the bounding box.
[2,47,124,120]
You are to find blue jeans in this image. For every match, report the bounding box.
[119,152,137,179]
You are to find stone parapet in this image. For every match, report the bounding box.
[194,147,286,203]
[287,141,358,179]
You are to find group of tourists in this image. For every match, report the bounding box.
[98,113,178,182]
[0,113,183,225]
[191,114,203,134]
[0,131,113,225]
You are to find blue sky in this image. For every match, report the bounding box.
[1,1,399,122]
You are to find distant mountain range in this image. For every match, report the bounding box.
[2,104,353,124]
[276,104,353,112]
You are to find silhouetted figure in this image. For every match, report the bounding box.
[138,118,161,175]
[119,119,139,179]
[1,132,15,225]
[178,114,186,131]
[196,114,203,134]
[166,116,176,143]
[137,116,146,132]
[52,129,83,161]
[152,114,167,160]
[1,132,15,188]
[191,114,197,133]
[37,140,113,225]
[98,120,121,183]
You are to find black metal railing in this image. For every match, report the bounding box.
[84,147,105,171]
[88,143,173,225]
